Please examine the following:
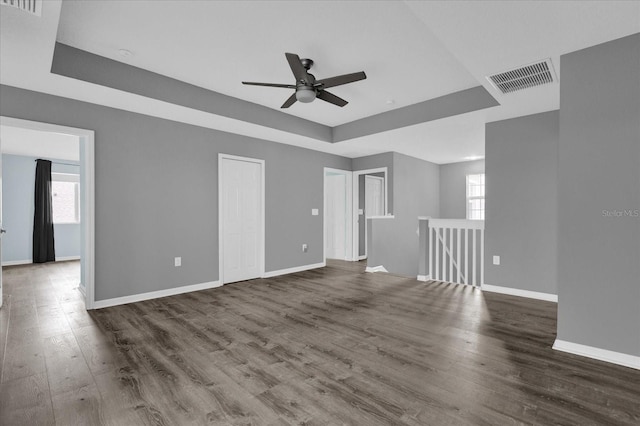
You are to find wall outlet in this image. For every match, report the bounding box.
[493,255,500,266]
[302,244,308,253]
[311,208,319,216]
[358,209,364,215]
[174,257,182,267]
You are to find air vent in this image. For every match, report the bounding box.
[487,59,556,94]
[1,0,41,16]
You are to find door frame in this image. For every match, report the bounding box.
[0,116,96,309]
[323,167,353,263]
[364,174,385,259]
[218,153,265,285]
[352,167,388,261]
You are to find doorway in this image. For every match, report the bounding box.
[0,117,95,309]
[353,167,388,260]
[218,154,265,284]
[324,168,353,261]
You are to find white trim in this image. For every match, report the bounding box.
[352,167,388,261]
[368,215,395,219]
[417,275,430,282]
[429,218,484,230]
[51,172,80,183]
[482,283,558,302]
[93,280,223,309]
[263,262,325,278]
[358,255,367,260]
[2,260,32,266]
[56,256,81,262]
[553,339,640,370]
[365,265,388,273]
[1,117,96,310]
[218,154,265,285]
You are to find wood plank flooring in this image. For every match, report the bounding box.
[1,260,639,425]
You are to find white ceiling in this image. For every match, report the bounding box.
[0,125,80,161]
[1,1,639,164]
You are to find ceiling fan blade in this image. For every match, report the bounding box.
[281,93,297,108]
[316,71,367,89]
[242,81,296,89]
[285,52,309,83]
[317,90,348,107]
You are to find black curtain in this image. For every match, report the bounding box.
[33,159,55,263]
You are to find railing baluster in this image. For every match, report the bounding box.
[464,229,469,285]
[440,228,447,281]
[456,228,461,283]
[435,227,440,280]
[448,227,453,281]
[428,225,433,281]
[472,230,477,286]
[480,228,485,287]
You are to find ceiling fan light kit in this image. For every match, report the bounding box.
[242,52,367,108]
[295,86,316,103]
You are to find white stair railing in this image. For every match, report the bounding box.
[427,218,484,286]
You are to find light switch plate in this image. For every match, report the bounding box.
[311,209,319,216]
[358,209,364,215]
[175,257,182,267]
[493,255,500,265]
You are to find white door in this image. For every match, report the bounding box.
[221,157,262,284]
[365,175,385,217]
[325,173,347,260]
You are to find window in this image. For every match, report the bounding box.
[466,173,485,220]
[52,173,80,224]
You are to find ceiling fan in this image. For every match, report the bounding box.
[242,53,367,108]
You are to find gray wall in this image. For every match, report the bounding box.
[2,154,81,263]
[557,34,640,357]
[368,152,439,277]
[484,111,559,295]
[0,85,350,301]
[439,159,485,218]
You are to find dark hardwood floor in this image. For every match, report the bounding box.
[1,260,639,425]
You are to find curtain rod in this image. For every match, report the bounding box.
[34,159,79,167]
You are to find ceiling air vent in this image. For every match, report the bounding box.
[1,0,41,16]
[487,59,556,94]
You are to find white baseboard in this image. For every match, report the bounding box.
[482,283,558,302]
[553,339,640,370]
[417,275,431,282]
[2,259,31,266]
[358,255,367,260]
[365,265,388,273]
[2,256,81,266]
[93,280,222,309]
[263,262,325,278]
[56,256,81,262]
